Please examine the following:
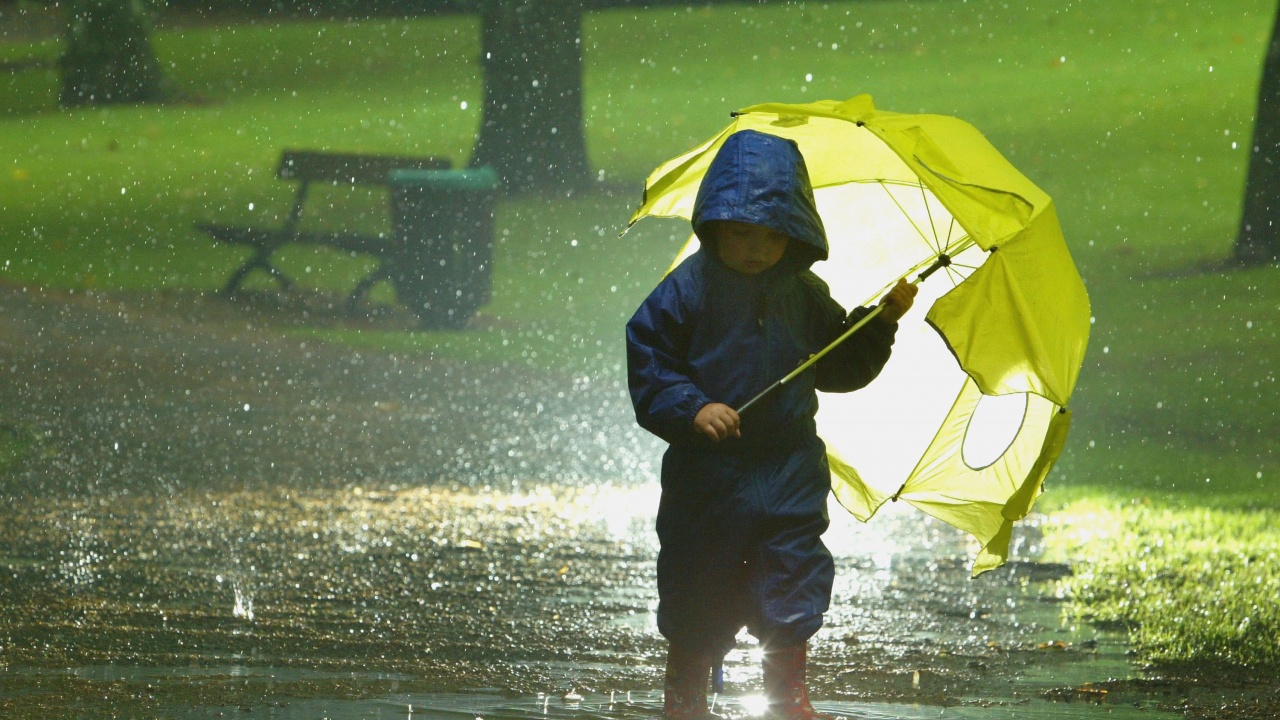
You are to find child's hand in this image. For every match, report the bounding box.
[877,278,919,324]
[693,402,741,442]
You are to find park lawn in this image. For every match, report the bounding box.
[2,0,1278,672]
[1047,499,1280,670]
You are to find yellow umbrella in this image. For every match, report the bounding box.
[628,94,1090,576]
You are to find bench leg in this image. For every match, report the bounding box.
[346,264,391,315]
[222,248,294,295]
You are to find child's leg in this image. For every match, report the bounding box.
[655,449,754,658]
[751,517,835,720]
[745,440,834,648]
[761,643,833,720]
[743,439,836,719]
[663,641,715,719]
[656,538,750,652]
[655,457,752,718]
[658,550,742,719]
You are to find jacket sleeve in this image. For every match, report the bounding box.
[626,274,713,445]
[810,282,897,393]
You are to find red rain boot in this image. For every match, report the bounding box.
[663,643,714,720]
[762,643,833,720]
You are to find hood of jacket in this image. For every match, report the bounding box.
[690,129,829,269]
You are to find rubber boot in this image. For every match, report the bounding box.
[762,643,833,720]
[663,643,713,720]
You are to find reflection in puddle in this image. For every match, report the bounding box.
[67,687,1175,720]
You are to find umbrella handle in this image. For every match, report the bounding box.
[735,254,950,416]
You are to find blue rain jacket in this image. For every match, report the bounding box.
[626,130,897,653]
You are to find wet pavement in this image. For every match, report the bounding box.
[0,284,1195,718]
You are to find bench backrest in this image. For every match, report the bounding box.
[277,150,452,186]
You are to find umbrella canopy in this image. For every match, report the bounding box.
[628,94,1090,576]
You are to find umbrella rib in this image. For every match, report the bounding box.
[919,181,942,254]
[878,181,938,254]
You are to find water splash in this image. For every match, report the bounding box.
[232,577,255,622]
[216,573,255,622]
[57,512,104,587]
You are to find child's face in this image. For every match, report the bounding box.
[708,221,790,275]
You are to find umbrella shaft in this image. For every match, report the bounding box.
[734,254,949,416]
[736,303,888,415]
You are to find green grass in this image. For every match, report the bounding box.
[1048,500,1280,669]
[1,15,484,289]
[3,0,1279,670]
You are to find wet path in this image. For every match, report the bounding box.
[0,286,1175,718]
[0,285,655,497]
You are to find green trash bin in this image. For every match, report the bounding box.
[388,166,501,329]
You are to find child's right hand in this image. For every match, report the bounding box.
[693,402,741,442]
[876,277,918,324]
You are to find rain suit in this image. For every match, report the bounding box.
[626,130,897,655]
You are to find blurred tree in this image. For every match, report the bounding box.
[1235,4,1280,265]
[59,0,168,107]
[470,0,591,193]
[468,0,789,193]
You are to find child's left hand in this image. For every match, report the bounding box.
[693,402,740,442]
[877,278,918,324]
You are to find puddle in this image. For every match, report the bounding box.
[0,285,1197,718]
[83,687,1177,720]
[1,486,1171,718]
[17,665,417,684]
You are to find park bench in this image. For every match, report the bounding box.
[197,149,460,318]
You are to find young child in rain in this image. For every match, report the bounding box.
[626,130,916,720]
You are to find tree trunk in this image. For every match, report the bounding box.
[1235,5,1280,265]
[471,0,592,194]
[59,0,167,108]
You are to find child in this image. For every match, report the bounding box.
[626,130,916,720]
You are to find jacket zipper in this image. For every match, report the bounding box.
[751,290,771,513]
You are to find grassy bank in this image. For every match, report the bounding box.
[2,0,1278,672]
[1049,501,1280,669]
